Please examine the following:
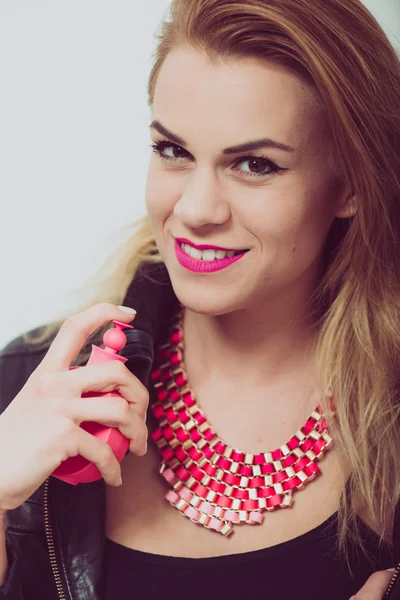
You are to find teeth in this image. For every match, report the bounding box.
[181,243,239,261]
[202,249,216,261]
[190,247,202,259]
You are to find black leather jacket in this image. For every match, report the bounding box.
[0,263,178,600]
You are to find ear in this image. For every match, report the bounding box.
[335,192,357,219]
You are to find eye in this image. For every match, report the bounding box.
[233,156,281,178]
[151,141,190,161]
[150,140,283,179]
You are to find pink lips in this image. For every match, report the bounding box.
[176,237,238,252]
[175,240,247,273]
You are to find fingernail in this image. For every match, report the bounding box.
[386,567,396,572]
[119,475,123,486]
[143,443,147,455]
[118,305,137,315]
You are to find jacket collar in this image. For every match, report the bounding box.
[120,261,179,386]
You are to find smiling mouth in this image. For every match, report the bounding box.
[174,239,249,273]
[174,236,249,261]
[178,241,248,261]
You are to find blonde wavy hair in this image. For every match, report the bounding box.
[24,0,400,555]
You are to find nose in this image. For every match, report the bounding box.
[173,166,231,228]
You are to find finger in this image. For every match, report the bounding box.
[124,411,148,455]
[37,303,136,374]
[350,570,393,599]
[67,361,149,419]
[75,428,122,487]
[66,395,148,454]
[103,404,147,455]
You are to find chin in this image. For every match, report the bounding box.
[168,275,246,317]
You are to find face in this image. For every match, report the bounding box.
[145,46,354,316]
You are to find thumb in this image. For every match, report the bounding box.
[350,570,394,599]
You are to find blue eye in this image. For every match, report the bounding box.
[150,140,282,179]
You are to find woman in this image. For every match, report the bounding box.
[0,0,400,598]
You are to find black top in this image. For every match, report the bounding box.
[104,511,393,600]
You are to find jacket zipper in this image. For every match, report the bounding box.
[384,563,400,598]
[43,477,68,600]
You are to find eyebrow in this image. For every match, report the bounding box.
[150,120,295,154]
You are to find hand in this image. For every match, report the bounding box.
[350,569,394,599]
[0,303,148,513]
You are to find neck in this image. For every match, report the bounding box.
[182,293,320,393]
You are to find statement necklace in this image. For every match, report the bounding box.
[150,310,334,537]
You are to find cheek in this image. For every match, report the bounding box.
[240,185,334,266]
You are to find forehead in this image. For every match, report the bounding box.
[152,46,327,151]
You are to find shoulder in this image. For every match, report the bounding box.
[0,326,55,415]
[0,325,52,358]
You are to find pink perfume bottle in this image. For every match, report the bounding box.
[51,320,133,485]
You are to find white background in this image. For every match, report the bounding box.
[0,0,399,349]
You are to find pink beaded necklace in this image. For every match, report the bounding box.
[150,309,334,537]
